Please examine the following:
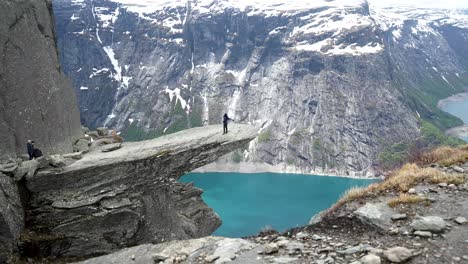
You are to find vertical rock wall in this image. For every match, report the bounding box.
[0,0,82,159]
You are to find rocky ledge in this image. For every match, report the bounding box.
[0,124,257,261]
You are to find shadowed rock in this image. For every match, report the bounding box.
[23,124,257,258]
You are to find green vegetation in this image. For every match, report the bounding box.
[258,129,271,143]
[419,119,464,147]
[377,70,468,169]
[378,119,464,170]
[231,150,243,163]
[378,142,410,170]
[121,121,163,142]
[402,74,466,130]
[312,138,322,151]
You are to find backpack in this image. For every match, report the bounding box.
[33,148,43,158]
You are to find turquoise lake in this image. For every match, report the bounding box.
[180,172,377,237]
[440,95,468,141]
[440,97,468,124]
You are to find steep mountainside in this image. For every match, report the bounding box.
[53,0,468,176]
[0,0,82,159]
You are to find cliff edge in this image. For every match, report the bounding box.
[1,124,257,261]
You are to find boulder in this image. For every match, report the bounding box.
[74,138,90,153]
[451,165,464,173]
[413,231,432,238]
[264,243,279,254]
[90,138,113,148]
[361,254,381,264]
[295,232,309,239]
[96,127,110,136]
[49,155,67,168]
[383,247,413,263]
[86,131,100,138]
[355,202,395,229]
[391,214,407,221]
[14,160,39,181]
[454,216,466,225]
[410,216,446,233]
[0,162,18,175]
[101,143,122,153]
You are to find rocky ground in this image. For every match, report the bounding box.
[76,161,468,264]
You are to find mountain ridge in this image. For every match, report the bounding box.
[53,0,468,176]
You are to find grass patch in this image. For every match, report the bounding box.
[418,145,468,167]
[337,161,465,206]
[378,120,464,170]
[388,194,426,208]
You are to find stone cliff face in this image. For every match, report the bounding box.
[4,124,256,260]
[0,0,82,159]
[52,0,468,176]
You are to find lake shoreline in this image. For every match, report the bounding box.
[194,161,381,180]
[437,92,468,109]
[438,92,468,141]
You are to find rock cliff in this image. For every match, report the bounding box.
[52,0,468,176]
[13,124,256,260]
[0,0,82,159]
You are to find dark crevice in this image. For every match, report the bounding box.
[9,12,25,30]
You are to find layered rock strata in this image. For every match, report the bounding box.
[22,124,256,258]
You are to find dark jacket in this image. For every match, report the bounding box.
[223,114,231,124]
[27,142,34,155]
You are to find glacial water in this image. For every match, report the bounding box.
[180,172,377,238]
[440,94,468,141]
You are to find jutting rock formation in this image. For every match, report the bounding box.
[11,124,256,260]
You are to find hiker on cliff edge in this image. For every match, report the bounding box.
[27,140,34,160]
[223,113,233,134]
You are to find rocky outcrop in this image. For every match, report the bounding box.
[0,0,82,159]
[21,124,256,258]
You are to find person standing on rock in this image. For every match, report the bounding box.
[223,113,233,134]
[27,140,34,160]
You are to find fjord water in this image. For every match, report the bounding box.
[440,94,468,141]
[440,97,468,124]
[180,172,377,237]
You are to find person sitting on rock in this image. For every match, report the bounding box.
[26,140,34,160]
[29,141,43,159]
[223,113,233,134]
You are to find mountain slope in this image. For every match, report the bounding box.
[53,0,468,176]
